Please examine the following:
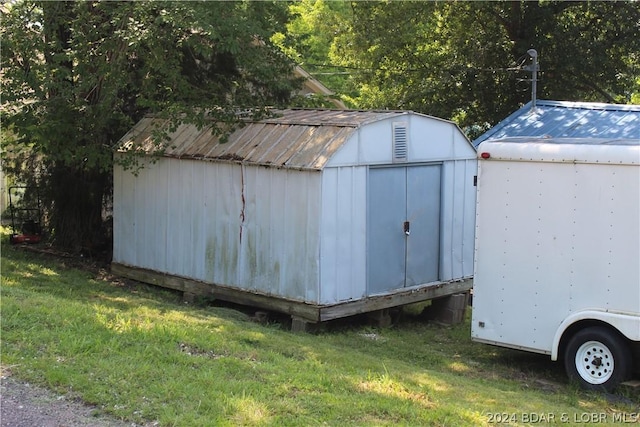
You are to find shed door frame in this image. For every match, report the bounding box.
[366,163,442,295]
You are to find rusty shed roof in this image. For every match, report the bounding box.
[119,109,413,170]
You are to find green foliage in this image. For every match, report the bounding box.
[3,0,638,250]
[2,0,297,170]
[633,82,640,104]
[272,0,357,106]
[1,1,298,250]
[279,1,640,137]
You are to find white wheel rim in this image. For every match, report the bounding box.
[575,340,615,385]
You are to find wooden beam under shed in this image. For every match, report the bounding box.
[111,263,322,321]
[317,279,473,322]
[111,263,472,325]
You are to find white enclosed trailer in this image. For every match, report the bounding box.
[472,137,640,391]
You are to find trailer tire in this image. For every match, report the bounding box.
[564,326,632,392]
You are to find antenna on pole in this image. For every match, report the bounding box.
[523,49,539,111]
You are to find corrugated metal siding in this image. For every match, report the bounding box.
[113,162,136,265]
[113,158,171,272]
[473,100,640,146]
[237,165,321,301]
[114,156,322,302]
[440,159,476,281]
[319,166,367,304]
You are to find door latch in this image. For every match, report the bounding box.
[404,221,410,236]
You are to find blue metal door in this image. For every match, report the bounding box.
[367,167,407,293]
[367,165,441,295]
[405,165,441,286]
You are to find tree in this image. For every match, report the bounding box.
[326,1,640,136]
[272,0,357,106]
[1,1,298,253]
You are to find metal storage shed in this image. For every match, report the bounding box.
[112,109,476,325]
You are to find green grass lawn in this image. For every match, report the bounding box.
[1,241,638,426]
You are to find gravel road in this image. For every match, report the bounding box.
[1,370,150,427]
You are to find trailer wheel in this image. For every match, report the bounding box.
[564,326,632,392]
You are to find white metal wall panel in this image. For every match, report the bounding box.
[319,166,367,304]
[131,165,148,268]
[408,116,474,161]
[219,162,243,285]
[320,114,477,293]
[240,165,271,294]
[164,160,241,285]
[238,166,322,301]
[117,158,322,302]
[357,121,394,164]
[326,115,476,168]
[165,159,188,277]
[153,161,169,273]
[191,162,208,281]
[169,159,195,279]
[194,161,243,286]
[565,163,640,312]
[263,168,288,294]
[461,160,476,278]
[113,161,139,265]
[130,160,168,272]
[327,134,359,166]
[439,159,476,281]
[473,160,568,350]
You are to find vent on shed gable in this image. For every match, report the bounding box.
[392,122,408,162]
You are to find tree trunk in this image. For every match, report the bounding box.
[39,2,112,256]
[45,164,111,256]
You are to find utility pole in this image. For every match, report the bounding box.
[523,49,539,111]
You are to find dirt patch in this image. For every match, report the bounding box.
[0,368,154,427]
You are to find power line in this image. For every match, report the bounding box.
[302,62,537,74]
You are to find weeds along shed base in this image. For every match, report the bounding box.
[112,109,477,325]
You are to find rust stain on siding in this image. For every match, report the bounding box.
[239,165,246,244]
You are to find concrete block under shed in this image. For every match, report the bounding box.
[422,292,470,325]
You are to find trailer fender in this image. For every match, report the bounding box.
[551,310,640,361]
